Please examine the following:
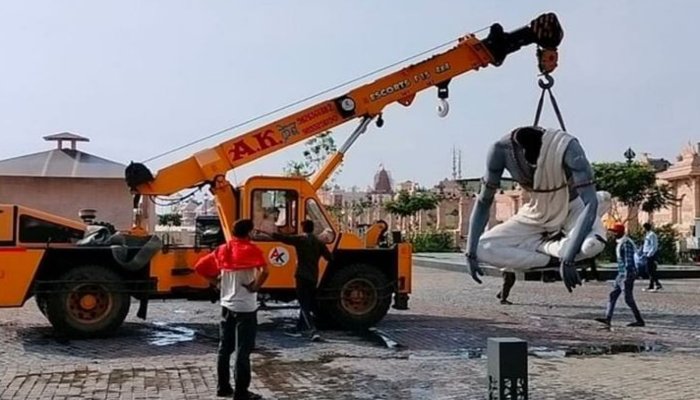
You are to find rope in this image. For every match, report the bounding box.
[142,27,489,164]
[533,74,567,131]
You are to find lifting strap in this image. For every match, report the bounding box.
[533,73,567,132]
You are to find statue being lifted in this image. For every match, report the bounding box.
[465,126,609,292]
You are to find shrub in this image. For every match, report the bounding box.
[408,231,455,252]
[598,223,679,265]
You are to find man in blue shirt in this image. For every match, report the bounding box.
[641,222,663,292]
[594,223,645,327]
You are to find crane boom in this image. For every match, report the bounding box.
[125,13,562,197]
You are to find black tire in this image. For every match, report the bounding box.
[319,264,392,331]
[45,265,130,338]
[34,294,48,317]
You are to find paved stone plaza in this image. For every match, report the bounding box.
[1,266,699,399]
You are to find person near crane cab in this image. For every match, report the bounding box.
[195,219,269,400]
[257,220,332,341]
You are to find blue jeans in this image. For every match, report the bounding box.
[605,273,643,322]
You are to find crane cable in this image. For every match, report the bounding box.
[533,73,567,131]
[142,26,490,164]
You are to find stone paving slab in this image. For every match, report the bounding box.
[1,266,699,399]
[414,252,700,280]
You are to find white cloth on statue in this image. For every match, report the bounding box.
[478,191,610,272]
[511,129,573,230]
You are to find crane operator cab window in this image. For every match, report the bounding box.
[251,189,298,239]
[306,198,336,244]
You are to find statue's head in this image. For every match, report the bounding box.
[512,126,545,165]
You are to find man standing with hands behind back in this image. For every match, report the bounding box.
[195,219,269,400]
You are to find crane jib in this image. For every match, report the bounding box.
[223,101,344,164]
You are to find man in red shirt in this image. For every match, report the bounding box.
[195,219,269,400]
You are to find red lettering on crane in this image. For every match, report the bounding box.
[227,129,281,162]
[228,141,256,161]
[253,129,281,150]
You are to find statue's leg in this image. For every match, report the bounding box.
[477,219,550,269]
[538,197,607,260]
[501,271,516,303]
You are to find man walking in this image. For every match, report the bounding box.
[259,220,332,341]
[641,222,663,292]
[595,223,645,328]
[195,219,269,400]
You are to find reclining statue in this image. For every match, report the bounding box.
[465,126,608,292]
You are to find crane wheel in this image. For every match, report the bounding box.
[319,264,392,331]
[35,294,48,317]
[45,265,131,338]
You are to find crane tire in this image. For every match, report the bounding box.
[45,265,130,338]
[319,264,392,331]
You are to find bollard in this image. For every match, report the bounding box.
[487,337,528,400]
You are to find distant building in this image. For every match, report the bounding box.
[0,132,155,231]
[640,152,672,173]
[371,165,394,195]
[395,180,420,194]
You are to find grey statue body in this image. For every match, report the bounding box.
[466,127,598,291]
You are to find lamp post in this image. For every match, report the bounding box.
[624,147,636,164]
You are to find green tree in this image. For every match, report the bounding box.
[284,131,339,188]
[592,162,677,229]
[384,190,439,232]
[158,213,182,226]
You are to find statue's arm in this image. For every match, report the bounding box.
[466,142,505,256]
[560,139,598,264]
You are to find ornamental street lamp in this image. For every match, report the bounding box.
[624,147,636,164]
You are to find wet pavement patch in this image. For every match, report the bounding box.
[147,322,196,346]
[363,328,404,350]
[562,342,669,357]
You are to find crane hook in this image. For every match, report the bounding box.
[538,74,554,89]
[437,99,450,118]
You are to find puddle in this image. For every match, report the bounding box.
[148,322,196,346]
[408,342,666,361]
[366,328,402,349]
[408,349,486,361]
[529,347,567,358]
[564,342,667,356]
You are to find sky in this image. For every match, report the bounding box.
[1,1,699,192]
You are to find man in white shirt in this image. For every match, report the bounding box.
[195,219,269,400]
[641,222,662,292]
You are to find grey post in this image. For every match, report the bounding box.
[487,337,528,399]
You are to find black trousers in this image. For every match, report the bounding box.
[647,257,662,289]
[217,307,257,396]
[296,278,317,332]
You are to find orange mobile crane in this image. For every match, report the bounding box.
[0,13,563,337]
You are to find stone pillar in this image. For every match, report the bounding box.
[694,177,700,219]
[487,338,528,399]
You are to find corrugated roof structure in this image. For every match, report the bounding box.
[0,132,125,178]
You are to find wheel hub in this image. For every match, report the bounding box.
[66,284,113,324]
[79,294,97,310]
[340,278,378,316]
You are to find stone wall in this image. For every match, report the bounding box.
[0,176,155,231]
